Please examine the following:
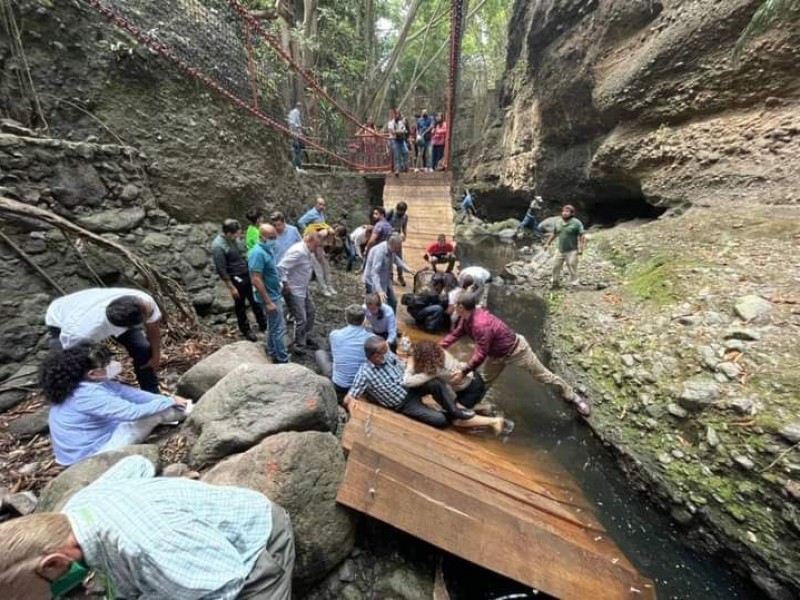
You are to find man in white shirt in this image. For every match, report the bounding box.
[45,288,163,393]
[278,231,324,352]
[349,224,372,259]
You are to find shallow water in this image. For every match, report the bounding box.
[443,239,768,600]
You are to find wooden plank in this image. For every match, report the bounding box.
[338,441,656,600]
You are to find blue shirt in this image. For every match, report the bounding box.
[248,243,282,303]
[49,381,175,465]
[64,456,272,600]
[297,207,326,230]
[363,303,397,345]
[329,325,372,388]
[417,115,433,140]
[349,352,407,409]
[461,194,474,210]
[362,241,411,294]
[275,225,302,263]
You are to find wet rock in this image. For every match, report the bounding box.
[6,491,38,515]
[6,407,50,438]
[667,403,688,419]
[715,361,740,380]
[734,455,755,471]
[203,431,356,588]
[778,423,800,444]
[37,445,159,512]
[677,376,720,411]
[187,363,338,467]
[734,295,772,322]
[176,341,272,399]
[724,328,761,341]
[77,207,146,233]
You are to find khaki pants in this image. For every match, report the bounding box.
[481,335,574,401]
[552,250,579,285]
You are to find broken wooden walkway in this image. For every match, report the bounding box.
[338,401,656,599]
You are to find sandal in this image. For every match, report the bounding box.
[571,394,591,418]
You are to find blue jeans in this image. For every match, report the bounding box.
[519,214,541,238]
[392,139,408,172]
[264,298,289,363]
[432,144,445,170]
[292,137,302,169]
[415,304,444,332]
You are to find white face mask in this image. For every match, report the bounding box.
[105,360,122,380]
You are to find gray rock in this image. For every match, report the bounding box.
[724,339,746,352]
[188,364,338,467]
[51,162,105,207]
[716,361,741,380]
[0,389,29,412]
[374,565,435,600]
[725,328,761,341]
[678,315,702,326]
[6,407,50,437]
[667,403,688,419]
[621,354,636,368]
[734,295,772,322]
[6,491,38,515]
[119,183,140,202]
[203,431,356,588]
[213,279,236,312]
[706,426,720,448]
[37,445,159,512]
[728,397,755,416]
[146,209,171,231]
[734,455,755,471]
[184,247,209,269]
[677,376,720,411]
[778,423,800,444]
[176,341,272,400]
[77,207,146,233]
[141,232,172,250]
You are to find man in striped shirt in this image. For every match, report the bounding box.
[344,336,473,427]
[0,456,294,599]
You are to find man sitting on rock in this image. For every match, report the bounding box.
[212,218,267,342]
[0,455,294,600]
[441,292,591,417]
[344,336,474,429]
[326,304,372,403]
[424,234,457,273]
[45,287,163,393]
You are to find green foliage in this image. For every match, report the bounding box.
[735,0,800,58]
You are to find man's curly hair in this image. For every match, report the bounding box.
[40,342,111,404]
[411,340,444,375]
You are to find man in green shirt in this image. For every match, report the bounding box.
[245,208,264,253]
[544,204,585,287]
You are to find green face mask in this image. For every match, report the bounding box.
[50,561,90,598]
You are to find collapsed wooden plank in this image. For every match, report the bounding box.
[338,440,656,600]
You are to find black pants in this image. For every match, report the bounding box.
[231,273,267,334]
[396,381,449,429]
[48,326,159,393]
[455,372,486,409]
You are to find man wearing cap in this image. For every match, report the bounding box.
[211,219,267,342]
[269,211,303,264]
[516,196,543,240]
[544,204,585,287]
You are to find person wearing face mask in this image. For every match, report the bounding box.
[0,455,294,600]
[41,342,190,466]
[363,292,397,350]
[249,224,289,363]
[212,218,267,342]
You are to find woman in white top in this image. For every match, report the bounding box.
[403,340,513,436]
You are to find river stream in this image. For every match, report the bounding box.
[441,238,767,600]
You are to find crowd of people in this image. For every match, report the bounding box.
[0,189,592,599]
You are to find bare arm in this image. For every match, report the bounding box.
[251,272,277,313]
[143,321,161,370]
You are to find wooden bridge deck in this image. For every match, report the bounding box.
[383,171,456,271]
[338,402,656,599]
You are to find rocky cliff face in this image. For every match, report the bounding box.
[463,0,800,220]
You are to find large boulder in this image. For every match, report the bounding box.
[36,445,159,513]
[76,207,146,233]
[187,364,338,467]
[177,341,272,399]
[203,431,357,589]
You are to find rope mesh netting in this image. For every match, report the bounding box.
[83,0,390,170]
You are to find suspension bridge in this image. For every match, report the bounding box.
[79,1,655,597]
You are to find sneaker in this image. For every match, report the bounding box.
[452,407,476,420]
[244,331,258,342]
[327,286,338,296]
[321,287,334,297]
